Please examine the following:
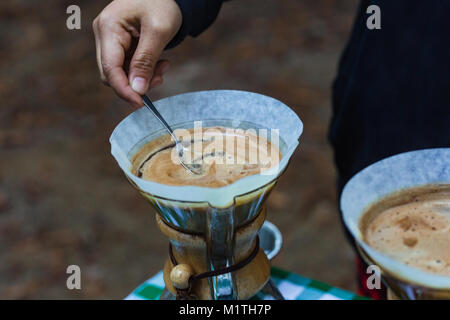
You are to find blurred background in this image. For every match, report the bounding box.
[0,0,359,298]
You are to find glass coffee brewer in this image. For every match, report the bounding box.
[341,148,450,299]
[110,90,303,299]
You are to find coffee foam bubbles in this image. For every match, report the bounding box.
[364,188,450,276]
[133,127,281,188]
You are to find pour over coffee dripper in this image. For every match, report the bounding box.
[341,148,450,299]
[110,90,303,300]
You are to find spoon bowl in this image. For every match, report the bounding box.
[141,95,202,175]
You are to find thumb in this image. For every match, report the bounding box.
[129,30,165,95]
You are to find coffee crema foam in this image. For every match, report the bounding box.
[132,127,281,188]
[361,185,450,276]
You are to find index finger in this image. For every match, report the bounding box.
[100,32,143,107]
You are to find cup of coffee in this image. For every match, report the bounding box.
[110,90,303,299]
[341,148,450,299]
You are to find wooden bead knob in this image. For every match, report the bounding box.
[170,264,194,290]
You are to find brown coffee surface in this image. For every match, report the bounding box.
[362,185,450,276]
[132,126,281,188]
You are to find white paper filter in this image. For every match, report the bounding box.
[341,148,450,289]
[110,90,303,208]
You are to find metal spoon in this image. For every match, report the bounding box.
[141,95,202,175]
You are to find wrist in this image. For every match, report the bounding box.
[165,0,191,49]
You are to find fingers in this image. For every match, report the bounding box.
[92,0,183,107]
[149,60,170,89]
[128,23,168,95]
[92,1,176,107]
[92,18,107,85]
[93,17,167,106]
[99,28,143,107]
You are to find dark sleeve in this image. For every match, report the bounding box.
[166,0,226,49]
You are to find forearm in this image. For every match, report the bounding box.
[167,0,226,48]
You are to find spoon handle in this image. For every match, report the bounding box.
[142,95,178,142]
[141,95,201,175]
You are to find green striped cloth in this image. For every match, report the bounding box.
[125,267,367,300]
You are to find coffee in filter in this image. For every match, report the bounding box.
[341,148,450,292]
[110,90,302,209]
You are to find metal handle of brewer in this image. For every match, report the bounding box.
[205,207,238,300]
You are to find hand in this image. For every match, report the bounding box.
[93,0,182,107]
